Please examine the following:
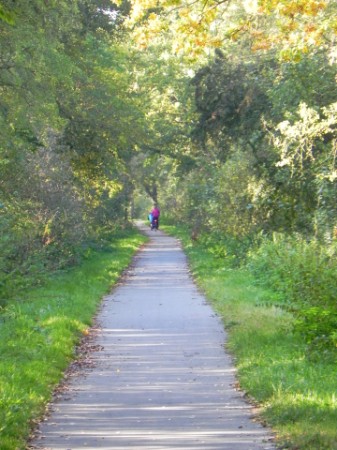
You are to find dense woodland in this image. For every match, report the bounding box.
[0,0,336,352]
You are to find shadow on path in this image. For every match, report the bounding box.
[29,224,275,450]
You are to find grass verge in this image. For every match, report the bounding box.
[0,228,147,450]
[162,225,337,450]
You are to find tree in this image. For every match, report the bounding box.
[0,0,150,299]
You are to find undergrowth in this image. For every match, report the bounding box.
[247,233,337,356]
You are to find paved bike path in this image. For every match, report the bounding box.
[31,225,275,449]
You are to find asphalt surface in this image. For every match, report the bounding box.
[30,224,275,450]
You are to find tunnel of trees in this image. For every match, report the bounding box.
[0,0,336,347]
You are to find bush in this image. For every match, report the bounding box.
[197,232,258,267]
[0,197,130,306]
[247,233,337,354]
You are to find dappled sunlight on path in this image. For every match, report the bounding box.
[30,224,275,449]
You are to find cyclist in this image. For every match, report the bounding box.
[150,204,160,229]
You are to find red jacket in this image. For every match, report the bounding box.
[151,207,160,218]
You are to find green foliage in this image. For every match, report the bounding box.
[191,52,271,154]
[157,19,337,239]
[0,228,146,449]
[0,4,14,25]
[247,234,337,355]
[192,231,256,268]
[0,0,335,445]
[0,0,150,302]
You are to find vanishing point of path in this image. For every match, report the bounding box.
[30,225,275,450]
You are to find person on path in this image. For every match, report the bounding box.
[150,204,160,229]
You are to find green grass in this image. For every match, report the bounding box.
[0,228,147,450]
[162,224,337,450]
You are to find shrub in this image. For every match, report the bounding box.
[247,233,337,354]
[198,232,258,267]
